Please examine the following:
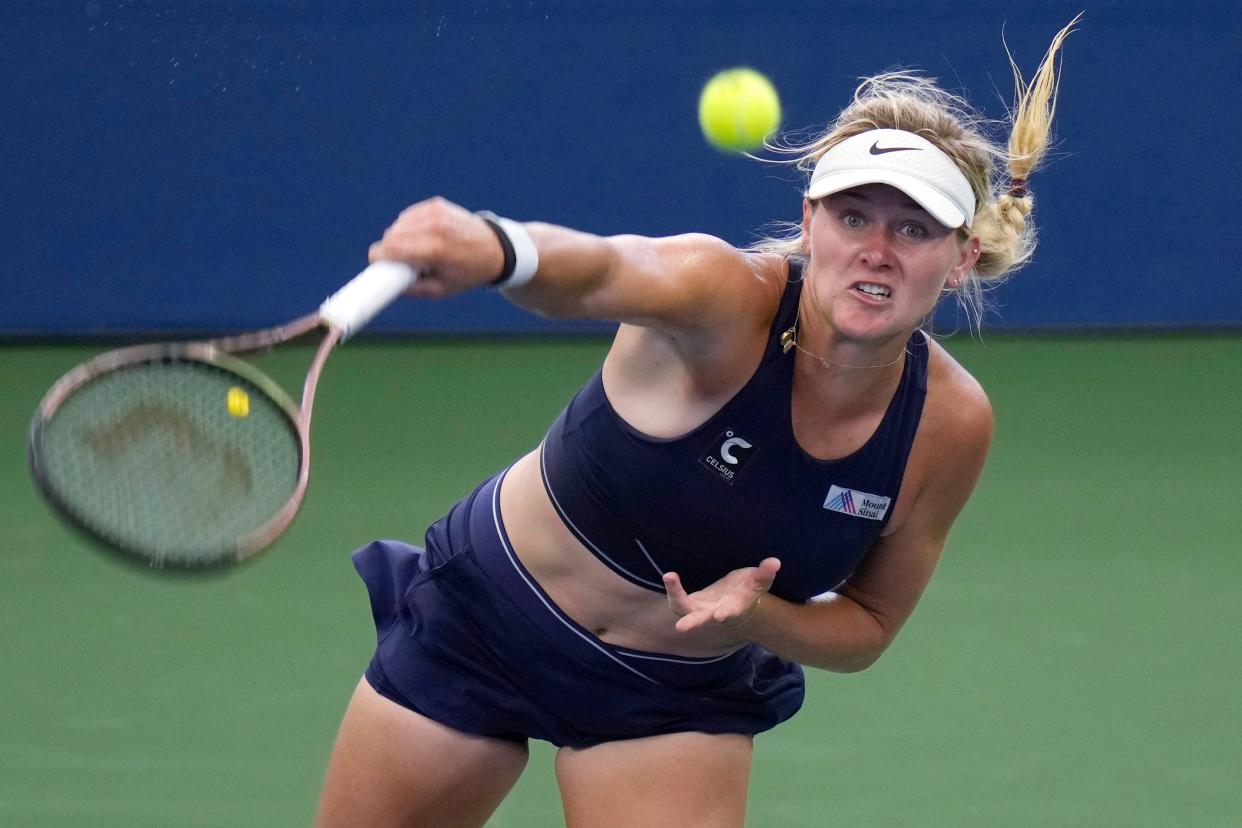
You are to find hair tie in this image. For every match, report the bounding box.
[1008,177,1029,199]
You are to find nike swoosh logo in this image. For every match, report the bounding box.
[869,141,922,155]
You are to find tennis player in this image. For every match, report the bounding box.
[316,22,1076,828]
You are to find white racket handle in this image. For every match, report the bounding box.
[319,261,418,341]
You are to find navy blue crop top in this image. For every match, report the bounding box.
[539,263,928,603]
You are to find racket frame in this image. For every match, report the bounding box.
[28,312,340,571]
[29,260,414,572]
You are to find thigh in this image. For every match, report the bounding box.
[315,678,529,828]
[554,731,753,828]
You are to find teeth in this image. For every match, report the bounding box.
[857,283,891,298]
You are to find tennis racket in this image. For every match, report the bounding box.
[27,261,417,572]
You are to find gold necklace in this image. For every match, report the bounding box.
[780,324,907,370]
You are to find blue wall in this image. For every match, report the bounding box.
[3,1,1239,335]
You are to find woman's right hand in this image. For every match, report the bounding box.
[368,197,507,299]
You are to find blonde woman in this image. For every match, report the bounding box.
[317,18,1079,828]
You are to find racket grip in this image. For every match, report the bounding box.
[319,261,418,341]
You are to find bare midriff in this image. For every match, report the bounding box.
[498,447,748,658]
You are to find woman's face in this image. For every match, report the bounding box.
[801,183,979,342]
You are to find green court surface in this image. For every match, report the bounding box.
[3,335,1239,827]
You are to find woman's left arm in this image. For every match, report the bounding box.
[755,387,993,671]
[668,381,994,672]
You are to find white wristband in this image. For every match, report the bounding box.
[479,211,539,290]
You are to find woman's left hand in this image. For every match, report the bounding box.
[663,558,781,634]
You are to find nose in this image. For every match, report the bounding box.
[858,229,895,270]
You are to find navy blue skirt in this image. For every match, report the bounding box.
[353,470,804,749]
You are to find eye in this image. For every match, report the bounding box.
[899,222,929,240]
[842,212,866,229]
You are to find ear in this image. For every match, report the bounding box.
[946,233,981,290]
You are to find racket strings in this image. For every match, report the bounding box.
[36,359,301,565]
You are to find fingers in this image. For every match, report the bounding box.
[662,571,692,613]
[665,571,716,633]
[755,557,781,588]
[666,562,779,634]
[367,197,505,294]
[675,608,715,633]
[667,559,782,634]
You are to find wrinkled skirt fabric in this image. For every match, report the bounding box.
[353,470,804,749]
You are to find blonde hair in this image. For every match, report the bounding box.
[753,14,1081,330]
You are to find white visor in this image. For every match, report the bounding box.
[805,128,976,229]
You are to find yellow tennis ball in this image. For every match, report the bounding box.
[226,387,250,418]
[698,68,781,152]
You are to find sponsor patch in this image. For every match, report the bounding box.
[823,484,890,520]
[699,429,756,486]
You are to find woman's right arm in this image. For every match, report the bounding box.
[367,196,779,340]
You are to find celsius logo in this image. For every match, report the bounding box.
[719,434,753,464]
[700,429,756,485]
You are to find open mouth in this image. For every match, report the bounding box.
[852,282,892,300]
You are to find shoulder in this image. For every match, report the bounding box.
[886,336,993,537]
[651,234,787,314]
[604,242,789,390]
[921,335,994,453]
[620,233,789,339]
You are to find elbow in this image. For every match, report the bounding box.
[800,640,888,674]
[824,595,900,673]
[828,646,886,674]
[814,619,894,673]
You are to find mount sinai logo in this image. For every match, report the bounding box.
[823,485,891,520]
